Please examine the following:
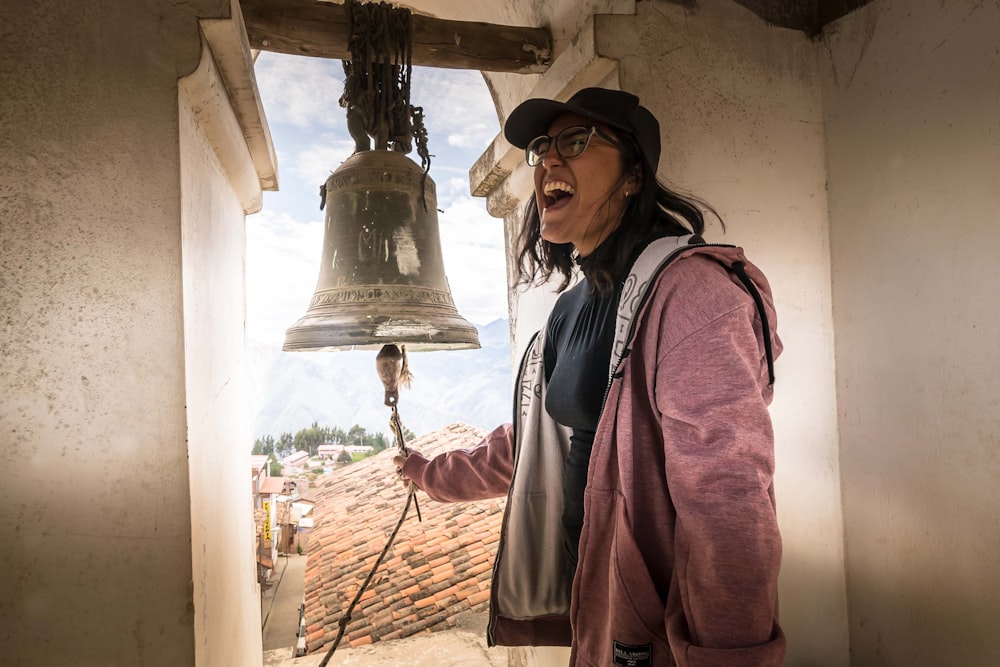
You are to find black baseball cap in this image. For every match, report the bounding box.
[503,87,661,171]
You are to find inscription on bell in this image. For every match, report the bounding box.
[358,227,390,262]
[326,169,436,202]
[311,286,455,307]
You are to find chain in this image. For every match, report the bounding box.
[340,0,432,209]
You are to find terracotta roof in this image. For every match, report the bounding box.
[283,450,310,465]
[259,476,287,495]
[303,423,505,654]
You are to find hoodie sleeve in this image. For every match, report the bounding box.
[401,423,515,502]
[653,256,785,665]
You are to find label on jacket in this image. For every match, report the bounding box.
[613,640,653,666]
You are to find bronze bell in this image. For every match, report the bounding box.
[283,150,481,352]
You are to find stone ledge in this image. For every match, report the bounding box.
[264,612,507,667]
[469,15,620,218]
[198,0,279,204]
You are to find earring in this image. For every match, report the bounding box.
[624,190,630,198]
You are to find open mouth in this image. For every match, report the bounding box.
[543,181,575,210]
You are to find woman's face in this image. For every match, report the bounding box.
[532,113,632,256]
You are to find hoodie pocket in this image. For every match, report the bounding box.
[610,495,671,650]
[575,488,670,665]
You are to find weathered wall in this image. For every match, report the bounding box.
[0,0,264,664]
[482,1,635,135]
[179,46,265,667]
[490,1,850,663]
[821,0,1000,664]
[0,1,203,664]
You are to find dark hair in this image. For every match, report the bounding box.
[514,131,719,295]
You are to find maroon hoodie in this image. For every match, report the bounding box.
[402,240,785,666]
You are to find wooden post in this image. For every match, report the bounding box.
[241,0,551,73]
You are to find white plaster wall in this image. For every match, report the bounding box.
[483,0,635,123]
[495,1,849,663]
[820,1,1000,664]
[0,1,214,664]
[179,56,264,667]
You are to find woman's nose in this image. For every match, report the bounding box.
[540,148,563,168]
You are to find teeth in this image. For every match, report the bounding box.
[543,181,575,196]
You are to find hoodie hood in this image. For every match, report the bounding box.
[610,237,780,386]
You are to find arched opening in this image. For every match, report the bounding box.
[247,49,520,660]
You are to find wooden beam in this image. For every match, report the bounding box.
[240,0,551,73]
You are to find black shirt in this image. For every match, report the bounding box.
[544,231,676,568]
[544,275,622,568]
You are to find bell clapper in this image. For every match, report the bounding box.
[318,343,423,666]
[376,343,421,522]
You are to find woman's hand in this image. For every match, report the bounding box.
[393,452,417,492]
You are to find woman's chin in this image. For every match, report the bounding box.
[539,222,570,246]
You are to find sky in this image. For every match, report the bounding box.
[246,52,509,347]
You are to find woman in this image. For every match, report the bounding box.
[394,87,785,666]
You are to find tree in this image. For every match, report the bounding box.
[293,421,329,457]
[254,423,394,461]
[267,456,282,477]
[370,431,389,453]
[252,434,275,456]
[277,433,294,459]
[346,424,367,448]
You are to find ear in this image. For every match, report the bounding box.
[625,167,642,196]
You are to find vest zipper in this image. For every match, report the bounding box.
[486,330,539,646]
[597,243,734,420]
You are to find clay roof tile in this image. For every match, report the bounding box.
[301,423,506,655]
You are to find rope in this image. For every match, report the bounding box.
[316,402,420,665]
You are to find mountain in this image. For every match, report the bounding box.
[248,319,514,440]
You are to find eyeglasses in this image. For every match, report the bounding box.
[525,125,626,167]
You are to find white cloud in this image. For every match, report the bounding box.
[253,56,500,153]
[253,54,345,130]
[285,135,357,182]
[431,174,473,204]
[439,195,508,325]
[246,211,325,345]
[411,69,501,154]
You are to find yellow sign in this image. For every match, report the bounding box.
[263,501,272,541]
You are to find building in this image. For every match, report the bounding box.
[281,450,311,471]
[287,496,316,554]
[317,443,343,459]
[256,475,288,579]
